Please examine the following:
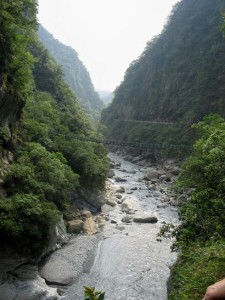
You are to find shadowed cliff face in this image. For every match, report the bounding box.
[0,93,24,129]
[0,0,37,153]
[101,0,225,146]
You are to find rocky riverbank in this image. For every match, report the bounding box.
[38,153,181,300]
[0,217,68,300]
[0,152,185,299]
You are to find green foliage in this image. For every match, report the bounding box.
[28,41,109,191]
[4,143,79,210]
[0,1,109,258]
[101,0,225,150]
[221,14,225,35]
[168,240,225,300]
[38,25,104,122]
[173,115,225,246]
[0,193,59,256]
[84,286,105,300]
[0,127,10,144]
[0,0,37,123]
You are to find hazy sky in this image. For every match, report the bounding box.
[38,0,178,92]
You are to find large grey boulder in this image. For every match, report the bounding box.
[0,217,68,300]
[39,235,99,288]
[133,215,158,223]
[107,169,115,178]
[0,275,59,300]
[115,177,127,182]
[144,168,162,181]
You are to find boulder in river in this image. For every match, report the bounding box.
[157,203,169,208]
[121,197,138,214]
[116,198,123,204]
[116,186,125,193]
[131,187,138,191]
[121,216,133,223]
[106,198,117,207]
[0,275,60,300]
[116,224,126,231]
[80,210,92,218]
[133,215,158,223]
[115,176,127,182]
[83,217,97,235]
[107,169,115,178]
[143,168,162,181]
[67,220,84,234]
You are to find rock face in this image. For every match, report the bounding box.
[74,188,106,212]
[0,217,68,299]
[45,216,69,254]
[39,235,100,289]
[0,275,59,300]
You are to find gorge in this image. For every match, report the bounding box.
[0,0,225,299]
[39,153,180,300]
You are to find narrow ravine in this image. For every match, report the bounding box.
[41,153,179,300]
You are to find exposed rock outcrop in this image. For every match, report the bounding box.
[0,217,69,300]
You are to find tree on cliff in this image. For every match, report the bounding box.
[0,0,109,257]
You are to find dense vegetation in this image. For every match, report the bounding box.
[0,1,108,257]
[165,115,225,299]
[174,115,225,247]
[101,0,225,150]
[38,25,104,122]
[0,0,37,126]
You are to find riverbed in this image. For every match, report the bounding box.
[42,153,179,300]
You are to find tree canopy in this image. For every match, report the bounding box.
[101,0,225,150]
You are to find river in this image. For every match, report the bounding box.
[59,153,178,300]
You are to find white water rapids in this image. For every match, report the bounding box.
[47,153,179,300]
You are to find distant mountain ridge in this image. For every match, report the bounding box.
[101,0,225,147]
[98,91,114,106]
[38,25,104,119]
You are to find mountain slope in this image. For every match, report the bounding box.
[98,91,114,106]
[38,25,104,119]
[101,0,225,147]
[0,3,108,258]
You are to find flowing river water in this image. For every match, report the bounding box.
[44,153,179,300]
